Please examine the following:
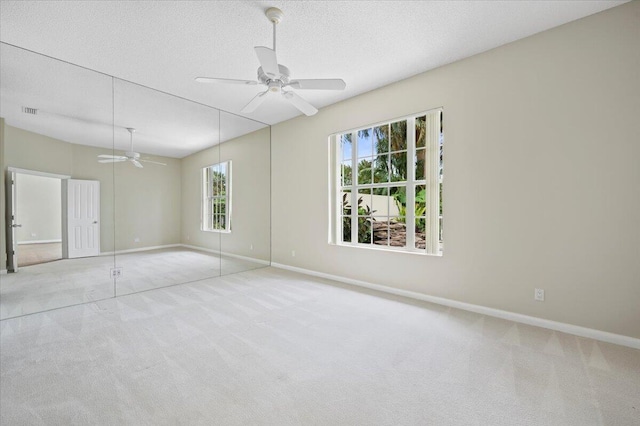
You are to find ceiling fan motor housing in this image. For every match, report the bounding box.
[258,64,290,87]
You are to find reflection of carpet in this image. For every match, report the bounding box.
[0,247,266,320]
[17,242,62,267]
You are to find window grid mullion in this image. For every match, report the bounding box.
[350,132,358,243]
[219,166,222,227]
[202,168,206,231]
[352,181,407,189]
[214,167,218,227]
[336,136,344,243]
[426,111,440,253]
[336,137,343,244]
[406,117,416,250]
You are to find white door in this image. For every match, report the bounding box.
[66,179,100,258]
[5,171,19,272]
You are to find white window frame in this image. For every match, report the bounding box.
[201,160,232,233]
[328,108,442,255]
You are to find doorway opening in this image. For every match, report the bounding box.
[6,168,70,272]
[16,173,62,266]
[14,172,62,267]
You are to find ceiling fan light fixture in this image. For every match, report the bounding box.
[268,82,281,93]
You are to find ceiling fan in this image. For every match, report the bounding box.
[195,7,346,116]
[97,128,166,168]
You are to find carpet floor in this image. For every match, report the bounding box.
[0,247,266,320]
[1,267,638,425]
[16,242,62,267]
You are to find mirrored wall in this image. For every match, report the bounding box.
[0,43,271,319]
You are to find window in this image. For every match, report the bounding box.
[202,161,231,232]
[331,109,443,255]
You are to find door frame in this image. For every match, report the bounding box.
[5,167,70,272]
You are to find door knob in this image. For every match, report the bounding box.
[11,224,22,228]
[93,221,98,224]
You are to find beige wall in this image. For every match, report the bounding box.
[180,127,270,262]
[2,124,181,254]
[271,3,640,339]
[15,174,61,243]
[113,150,181,251]
[220,127,270,262]
[4,126,74,175]
[180,138,220,252]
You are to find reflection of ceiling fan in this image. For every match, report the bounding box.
[195,7,346,116]
[97,128,166,168]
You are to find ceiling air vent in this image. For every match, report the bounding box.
[22,107,38,115]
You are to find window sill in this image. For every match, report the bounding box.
[330,241,442,257]
[201,229,231,234]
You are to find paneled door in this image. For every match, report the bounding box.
[65,179,100,258]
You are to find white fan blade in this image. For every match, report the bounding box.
[241,90,270,113]
[195,77,258,85]
[132,159,143,168]
[98,154,127,160]
[287,79,346,90]
[254,46,279,78]
[140,159,167,166]
[99,158,127,163]
[282,91,318,116]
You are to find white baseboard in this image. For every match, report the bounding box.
[101,244,182,256]
[271,262,640,350]
[180,244,221,256]
[100,243,270,266]
[0,269,7,275]
[181,244,270,266]
[17,239,62,245]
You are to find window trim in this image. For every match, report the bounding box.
[201,160,232,233]
[329,108,442,255]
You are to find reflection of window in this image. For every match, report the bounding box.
[202,161,231,232]
[331,109,443,255]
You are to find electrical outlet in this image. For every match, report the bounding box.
[31,233,37,237]
[110,267,123,279]
[134,237,140,243]
[534,288,545,302]
[291,250,296,257]
[250,244,254,250]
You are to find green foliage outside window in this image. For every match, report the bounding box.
[342,193,376,242]
[392,188,427,232]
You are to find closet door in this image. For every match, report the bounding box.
[65,179,100,258]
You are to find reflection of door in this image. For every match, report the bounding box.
[65,179,100,258]
[5,171,19,272]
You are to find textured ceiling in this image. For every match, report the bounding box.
[0,0,627,155]
[0,43,266,158]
